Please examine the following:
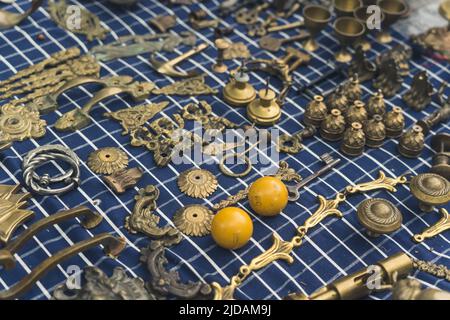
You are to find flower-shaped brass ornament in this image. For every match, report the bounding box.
[398,125,425,158]
[320,109,346,141]
[87,147,129,175]
[340,122,365,156]
[384,106,405,138]
[173,205,214,236]
[178,168,218,198]
[346,100,368,125]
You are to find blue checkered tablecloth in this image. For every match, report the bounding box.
[0,0,449,300]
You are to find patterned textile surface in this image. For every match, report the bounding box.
[0,0,449,300]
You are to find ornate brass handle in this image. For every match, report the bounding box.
[345,171,408,195]
[0,233,126,300]
[414,208,450,242]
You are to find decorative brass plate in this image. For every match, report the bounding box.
[173,205,213,237]
[103,167,144,194]
[152,75,218,96]
[87,147,129,175]
[178,168,218,198]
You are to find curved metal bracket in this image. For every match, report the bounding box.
[0,0,43,29]
[414,208,450,242]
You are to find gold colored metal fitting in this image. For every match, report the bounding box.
[178,168,218,198]
[410,173,450,212]
[213,39,230,73]
[364,115,386,148]
[342,74,362,103]
[357,198,402,237]
[320,109,346,141]
[103,167,143,194]
[303,95,328,127]
[367,90,386,117]
[246,88,281,126]
[340,122,365,156]
[87,147,129,175]
[223,71,256,107]
[173,205,213,237]
[346,100,368,125]
[326,86,348,113]
[384,106,405,138]
[398,125,425,158]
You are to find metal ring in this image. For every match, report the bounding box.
[219,153,252,178]
[22,145,80,195]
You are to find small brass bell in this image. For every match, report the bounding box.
[346,100,368,125]
[340,122,365,156]
[410,173,450,212]
[342,74,362,103]
[364,115,386,148]
[398,125,425,158]
[367,90,386,117]
[320,109,346,141]
[326,85,348,113]
[223,68,256,107]
[384,106,405,138]
[303,95,328,127]
[246,86,281,126]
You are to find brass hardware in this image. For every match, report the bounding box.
[342,75,362,103]
[213,39,230,73]
[353,4,374,51]
[357,198,402,237]
[333,17,365,63]
[376,44,411,77]
[345,100,368,125]
[411,26,450,63]
[148,15,177,32]
[180,100,237,131]
[398,125,425,158]
[173,204,213,237]
[416,102,450,135]
[178,168,218,198]
[409,173,450,212]
[285,252,413,300]
[104,101,170,135]
[103,167,143,194]
[223,68,256,107]
[440,0,450,20]
[0,0,42,29]
[87,147,129,175]
[364,115,386,148]
[320,109,346,141]
[384,106,405,138]
[414,208,450,243]
[302,5,331,52]
[235,3,269,25]
[348,46,377,82]
[413,258,450,282]
[430,133,450,180]
[377,0,408,44]
[48,0,109,41]
[149,42,208,77]
[392,278,450,300]
[0,233,125,300]
[277,125,316,154]
[344,170,407,195]
[0,185,33,245]
[374,58,403,98]
[0,142,11,152]
[340,122,365,157]
[333,0,362,17]
[223,42,250,60]
[247,82,281,126]
[267,20,304,33]
[218,139,258,178]
[153,75,218,96]
[326,85,348,113]
[258,31,310,52]
[189,9,219,29]
[125,185,182,246]
[403,71,434,111]
[367,89,386,117]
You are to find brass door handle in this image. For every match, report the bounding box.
[0,233,126,300]
[0,206,102,270]
[0,0,43,29]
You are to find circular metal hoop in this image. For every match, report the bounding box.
[219,153,252,178]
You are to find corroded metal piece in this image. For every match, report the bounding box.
[0,0,42,29]
[376,44,412,76]
[414,208,450,243]
[223,42,250,60]
[410,173,450,212]
[340,122,365,157]
[348,46,376,82]
[173,205,213,237]
[303,95,327,127]
[320,109,346,141]
[345,100,368,125]
[364,115,386,148]
[367,90,386,117]
[178,168,218,198]
[384,106,405,138]
[189,9,219,29]
[373,58,403,98]
[403,71,434,111]
[152,75,218,96]
[148,15,177,32]
[277,125,316,154]
[103,167,143,194]
[357,198,402,237]
[398,125,425,158]
[430,133,450,180]
[87,147,129,175]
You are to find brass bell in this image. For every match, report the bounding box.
[364,115,386,148]
[430,133,450,180]
[367,90,386,117]
[410,173,450,212]
[326,85,348,113]
[223,69,256,107]
[303,95,328,127]
[342,74,362,103]
[246,87,281,126]
[357,198,403,237]
[384,106,405,138]
[346,100,368,125]
[398,125,425,158]
[340,122,365,156]
[320,109,346,141]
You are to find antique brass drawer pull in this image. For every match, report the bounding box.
[0,233,125,300]
[0,0,43,29]
[0,205,102,270]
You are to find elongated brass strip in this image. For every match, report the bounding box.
[0,233,126,300]
[0,206,102,270]
[414,208,450,243]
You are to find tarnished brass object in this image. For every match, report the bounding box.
[403,71,434,111]
[153,75,218,96]
[148,15,176,32]
[340,122,365,157]
[178,168,218,198]
[416,103,450,135]
[334,0,362,17]
[247,87,281,126]
[411,26,450,63]
[189,9,219,29]
[320,109,346,141]
[180,100,238,131]
[384,106,405,138]
[357,198,402,237]
[353,4,374,51]
[346,100,368,125]
[376,44,412,77]
[377,0,408,44]
[277,125,316,154]
[373,58,403,98]
[398,125,425,158]
[304,95,328,127]
[0,185,33,245]
[333,17,365,63]
[223,69,256,107]
[259,31,310,52]
[173,205,213,237]
[392,278,450,300]
[285,252,413,300]
[342,75,362,103]
[0,0,42,29]
[413,258,450,282]
[87,147,129,175]
[213,38,229,73]
[326,86,348,113]
[48,0,109,41]
[302,5,331,52]
[364,115,386,148]
[235,3,268,25]
[103,167,143,194]
[430,133,450,180]
[223,42,250,60]
[409,173,450,212]
[414,208,450,243]
[348,46,376,82]
[367,90,386,116]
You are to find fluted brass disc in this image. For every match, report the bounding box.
[173,204,213,236]
[178,168,218,198]
[87,147,129,175]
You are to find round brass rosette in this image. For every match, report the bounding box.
[178,168,218,198]
[173,205,213,236]
[87,147,129,175]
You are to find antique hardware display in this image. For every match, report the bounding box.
[153,75,218,96]
[173,204,213,236]
[277,125,316,154]
[223,41,250,60]
[340,122,365,157]
[48,0,109,41]
[333,17,365,63]
[0,0,42,29]
[246,86,282,126]
[178,168,218,198]
[356,198,402,237]
[0,233,125,300]
[87,147,129,175]
[398,125,425,158]
[285,252,413,300]
[258,31,310,52]
[22,145,80,196]
[348,46,377,82]
[0,184,33,245]
[364,115,386,148]
[148,14,177,32]
[125,185,182,247]
[411,26,450,62]
[54,266,155,300]
[403,71,434,111]
[375,44,412,77]
[223,68,256,107]
[320,109,346,141]
[367,90,386,117]
[55,81,155,132]
[149,43,209,77]
[377,0,408,44]
[384,106,405,138]
[413,258,450,282]
[413,208,450,243]
[430,133,450,180]
[179,100,238,131]
[392,278,450,300]
[345,100,368,125]
[373,58,403,98]
[213,39,229,73]
[212,171,408,300]
[103,167,143,194]
[342,75,362,103]
[302,4,332,52]
[409,173,450,212]
[189,9,219,29]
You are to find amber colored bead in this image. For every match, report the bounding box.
[248,176,288,216]
[211,207,253,250]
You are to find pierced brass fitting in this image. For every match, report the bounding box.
[246,88,281,126]
[384,106,405,138]
[223,71,256,107]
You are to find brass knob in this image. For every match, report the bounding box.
[410,173,450,212]
[430,133,450,181]
[357,198,402,237]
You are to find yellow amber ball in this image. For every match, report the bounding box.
[248,176,288,216]
[211,207,253,250]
